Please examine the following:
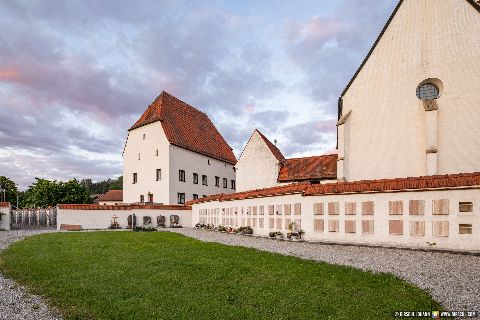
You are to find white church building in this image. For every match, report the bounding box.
[236,129,337,192]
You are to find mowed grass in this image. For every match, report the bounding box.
[0,232,441,319]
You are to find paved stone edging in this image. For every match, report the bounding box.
[0,230,62,320]
[165,228,480,312]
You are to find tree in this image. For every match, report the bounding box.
[22,178,91,208]
[0,176,18,205]
[81,176,123,194]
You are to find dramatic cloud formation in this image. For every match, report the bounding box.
[0,0,398,188]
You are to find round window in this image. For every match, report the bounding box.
[416,83,439,100]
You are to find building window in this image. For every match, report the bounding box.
[193,194,199,200]
[133,173,138,184]
[156,169,161,181]
[179,170,186,182]
[202,175,208,186]
[459,224,473,235]
[148,193,153,203]
[459,202,473,213]
[208,159,211,165]
[156,149,159,156]
[223,178,228,188]
[215,176,220,187]
[231,180,236,190]
[143,133,146,140]
[177,193,185,204]
[416,83,439,100]
[138,153,141,160]
[140,195,144,203]
[193,173,198,184]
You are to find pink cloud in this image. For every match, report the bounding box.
[285,16,341,48]
[243,103,255,113]
[0,68,20,81]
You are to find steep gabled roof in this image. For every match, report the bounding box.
[97,190,123,202]
[278,154,337,182]
[338,0,480,119]
[130,91,237,164]
[255,129,285,162]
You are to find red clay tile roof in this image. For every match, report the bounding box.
[304,172,480,195]
[58,204,191,211]
[186,183,309,205]
[129,91,236,164]
[278,154,337,182]
[187,172,480,205]
[255,129,285,161]
[97,190,123,202]
[0,202,10,208]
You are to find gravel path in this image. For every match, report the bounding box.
[167,228,480,312]
[0,230,61,320]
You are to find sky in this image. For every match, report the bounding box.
[0,0,398,189]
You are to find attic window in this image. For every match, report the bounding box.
[416,83,439,100]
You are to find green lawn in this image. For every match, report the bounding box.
[0,232,441,319]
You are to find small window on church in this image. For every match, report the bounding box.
[416,83,439,100]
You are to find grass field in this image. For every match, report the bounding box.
[0,231,441,319]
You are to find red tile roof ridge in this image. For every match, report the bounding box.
[0,202,10,208]
[304,172,480,196]
[282,153,338,161]
[186,182,309,205]
[187,172,480,205]
[97,190,123,202]
[57,204,191,211]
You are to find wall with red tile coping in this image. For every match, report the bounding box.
[191,186,480,251]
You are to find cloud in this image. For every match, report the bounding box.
[0,0,399,188]
[284,0,398,114]
[281,119,337,156]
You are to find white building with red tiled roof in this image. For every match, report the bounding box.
[123,91,237,205]
[236,129,337,192]
[97,190,123,206]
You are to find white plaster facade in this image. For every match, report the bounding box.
[0,203,10,230]
[57,206,193,230]
[236,130,281,192]
[338,0,480,182]
[123,122,236,205]
[192,187,480,251]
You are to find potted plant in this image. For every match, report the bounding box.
[275,231,283,239]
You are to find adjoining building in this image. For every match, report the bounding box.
[123,91,237,205]
[189,0,480,251]
[96,190,123,206]
[236,129,337,192]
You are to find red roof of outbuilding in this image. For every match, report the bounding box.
[278,154,337,182]
[129,91,236,164]
[97,190,123,202]
[0,202,10,208]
